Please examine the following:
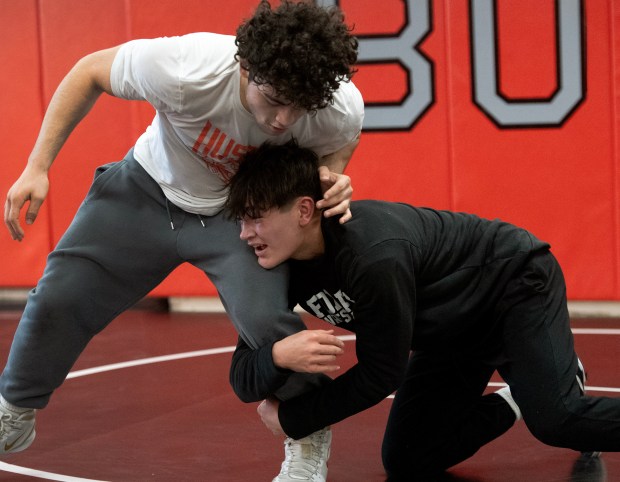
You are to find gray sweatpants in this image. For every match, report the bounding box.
[0,151,321,408]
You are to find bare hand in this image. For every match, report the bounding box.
[272,329,345,373]
[258,398,284,435]
[316,166,352,224]
[4,166,50,241]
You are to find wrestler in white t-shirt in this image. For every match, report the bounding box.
[111,33,363,215]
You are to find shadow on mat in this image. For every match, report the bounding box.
[387,472,484,482]
[570,453,607,482]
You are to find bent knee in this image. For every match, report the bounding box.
[382,438,448,479]
[525,412,575,447]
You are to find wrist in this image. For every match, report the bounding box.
[25,157,52,174]
[272,341,288,370]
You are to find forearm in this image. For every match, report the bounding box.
[229,337,291,403]
[278,363,397,439]
[318,133,360,174]
[230,329,342,402]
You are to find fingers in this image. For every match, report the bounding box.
[318,168,351,201]
[316,167,353,219]
[307,357,341,373]
[320,183,352,206]
[5,196,43,242]
[272,329,347,373]
[336,208,352,224]
[301,330,345,373]
[4,172,48,241]
[309,330,345,351]
[321,201,352,222]
[4,196,25,242]
[25,198,44,226]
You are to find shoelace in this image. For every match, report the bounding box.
[281,432,326,479]
[0,412,16,435]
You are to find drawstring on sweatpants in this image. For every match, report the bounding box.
[165,198,207,230]
[165,198,175,230]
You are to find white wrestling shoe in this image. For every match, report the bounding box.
[0,396,36,454]
[273,427,332,482]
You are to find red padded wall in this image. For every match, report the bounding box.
[615,0,620,300]
[2,0,620,300]
[0,0,49,285]
[447,0,617,299]
[346,0,619,300]
[38,0,136,241]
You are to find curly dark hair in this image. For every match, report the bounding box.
[235,0,358,111]
[226,139,322,220]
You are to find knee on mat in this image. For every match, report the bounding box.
[382,439,446,479]
[383,459,445,481]
[525,414,574,447]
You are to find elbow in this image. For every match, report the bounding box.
[386,372,405,395]
[373,374,404,402]
[236,391,262,404]
[229,379,264,403]
[229,368,272,403]
[228,367,262,403]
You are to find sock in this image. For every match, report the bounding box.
[0,395,30,413]
[495,386,522,421]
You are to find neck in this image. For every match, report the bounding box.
[295,215,325,260]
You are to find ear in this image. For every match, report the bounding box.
[297,197,318,226]
[239,63,249,79]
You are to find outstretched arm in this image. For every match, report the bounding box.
[4,46,120,241]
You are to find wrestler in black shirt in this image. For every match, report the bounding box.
[226,140,619,479]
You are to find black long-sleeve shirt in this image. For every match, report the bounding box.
[230,200,549,439]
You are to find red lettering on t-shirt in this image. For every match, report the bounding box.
[191,120,256,182]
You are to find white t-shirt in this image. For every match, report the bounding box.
[110,32,364,215]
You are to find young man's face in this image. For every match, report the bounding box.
[239,205,304,269]
[242,80,306,136]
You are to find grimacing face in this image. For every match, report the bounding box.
[238,205,304,269]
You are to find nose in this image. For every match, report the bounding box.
[275,105,300,127]
[239,221,253,240]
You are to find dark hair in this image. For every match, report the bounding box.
[226,139,322,220]
[235,0,358,111]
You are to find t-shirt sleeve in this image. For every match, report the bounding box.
[337,81,365,145]
[110,36,184,112]
[305,80,364,158]
[110,33,238,116]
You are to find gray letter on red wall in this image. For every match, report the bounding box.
[319,0,433,130]
[471,0,585,127]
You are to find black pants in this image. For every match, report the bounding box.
[382,251,620,480]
